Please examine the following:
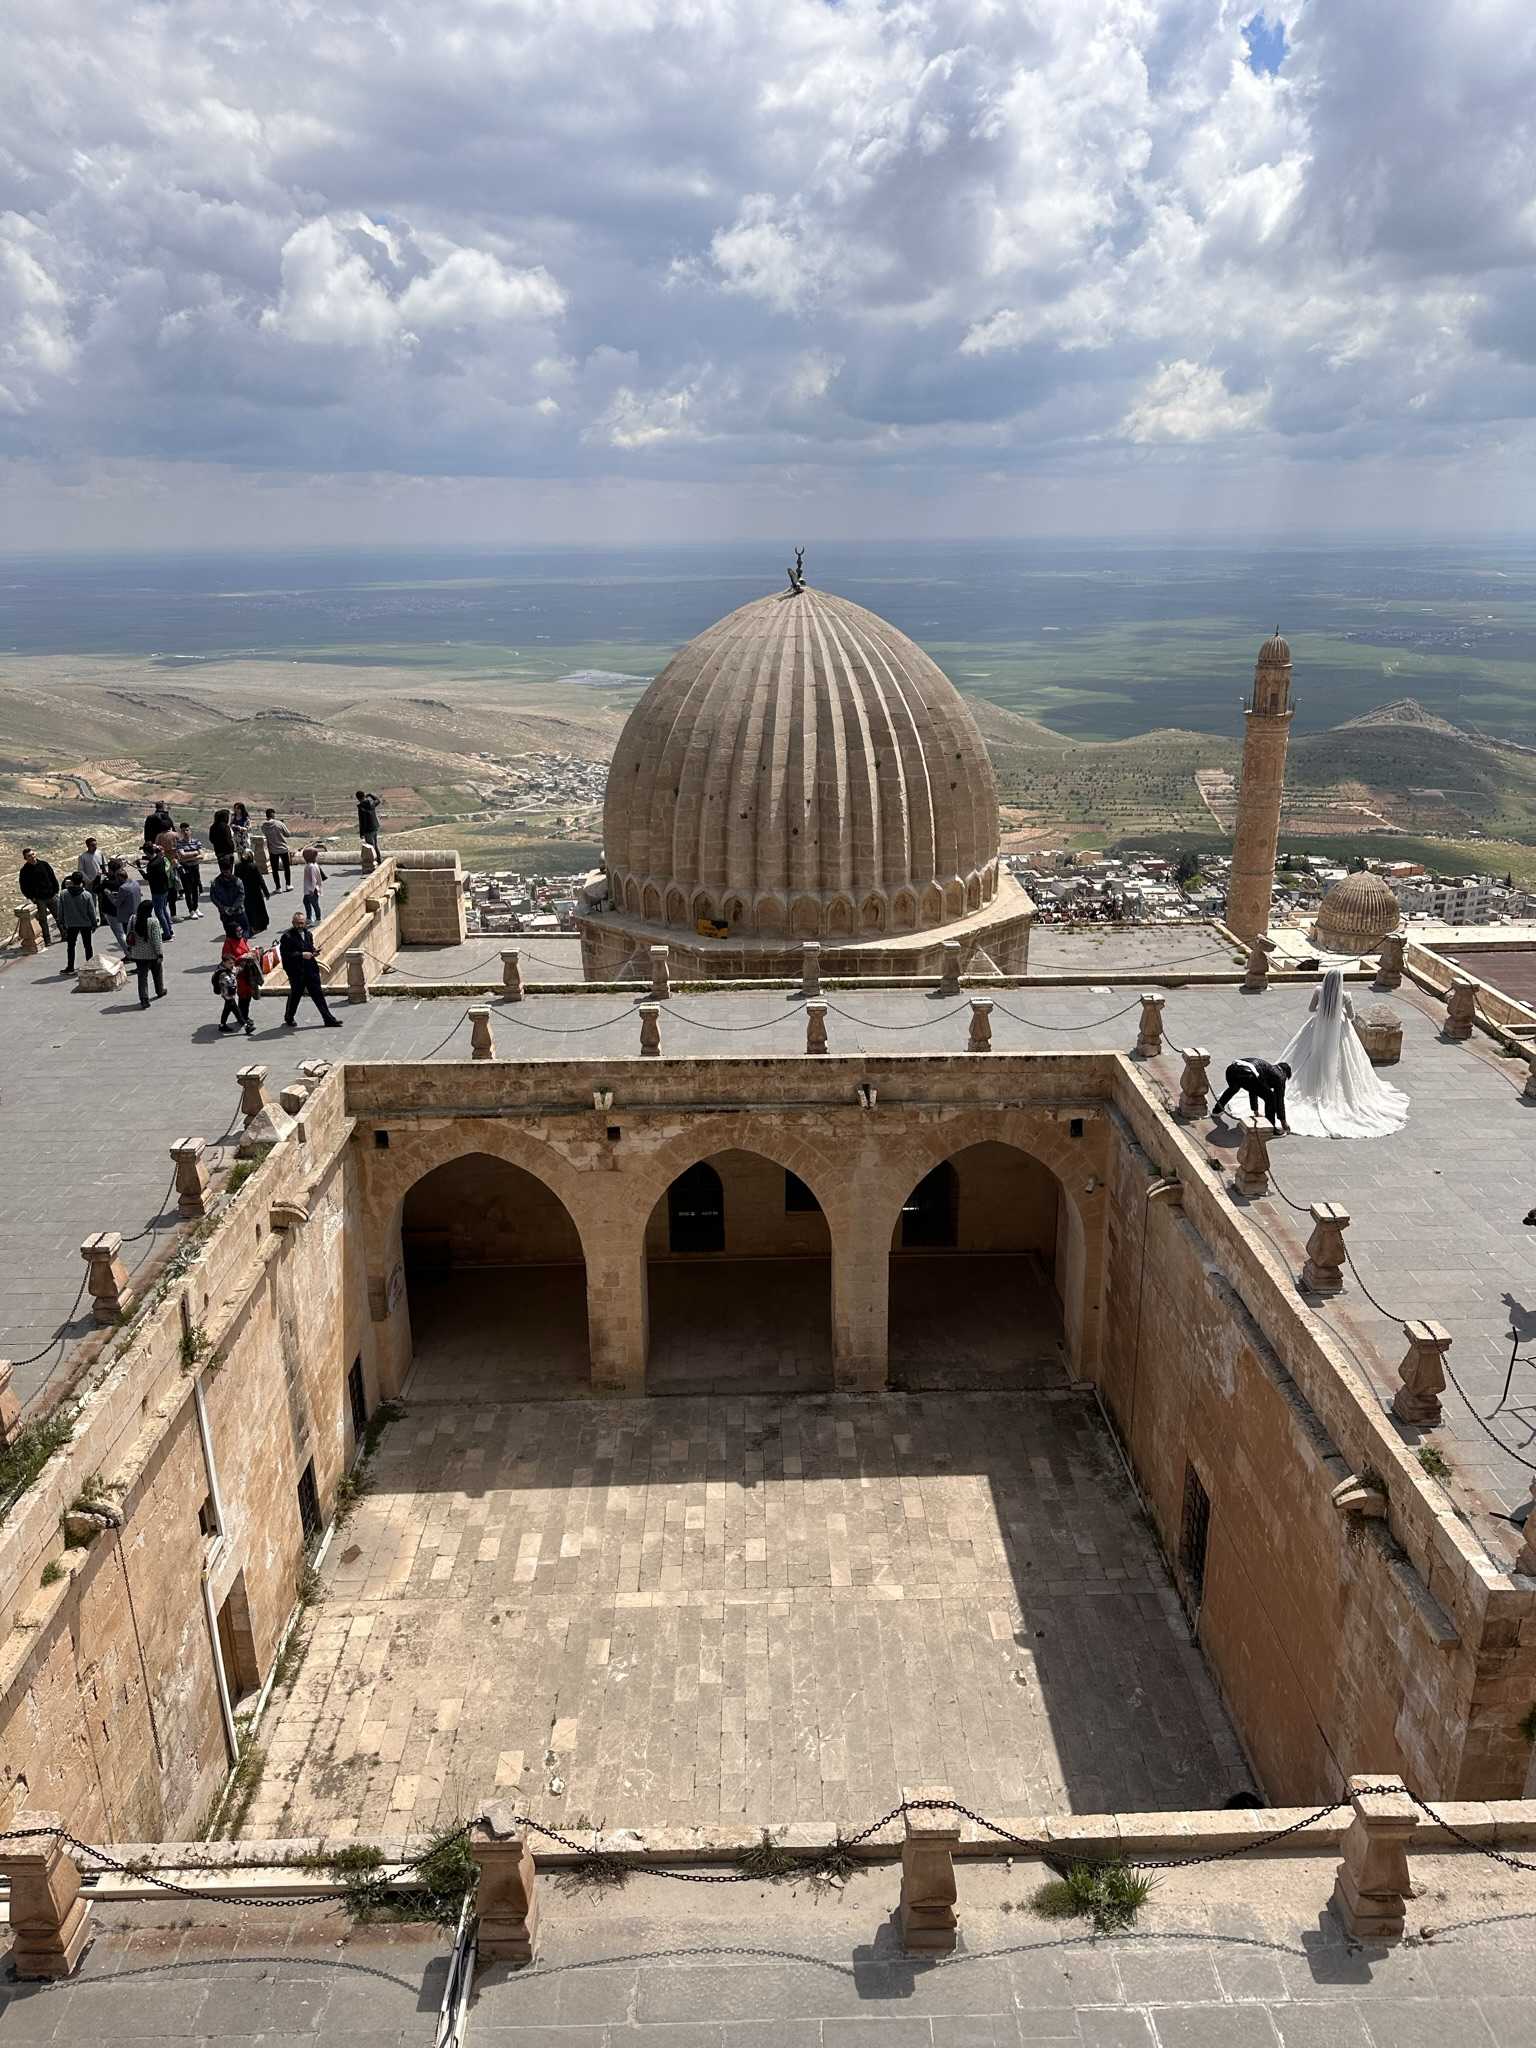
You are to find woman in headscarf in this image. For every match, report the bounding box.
[1278,968,1409,1139]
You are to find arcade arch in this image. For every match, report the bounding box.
[887,1141,1079,1391]
[644,1147,833,1394]
[400,1152,590,1397]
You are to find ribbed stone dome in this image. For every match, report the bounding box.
[603,585,1001,940]
[1313,870,1401,953]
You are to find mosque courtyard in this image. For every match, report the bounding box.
[239,1380,1251,1842]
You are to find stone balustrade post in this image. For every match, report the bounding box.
[470,1806,539,1966]
[1242,936,1274,992]
[1177,1047,1212,1121]
[360,841,378,873]
[805,1001,828,1054]
[1301,1202,1351,1295]
[278,1084,309,1117]
[251,833,270,875]
[80,1233,132,1325]
[0,1359,21,1445]
[967,999,993,1052]
[1444,977,1476,1041]
[469,1007,495,1060]
[1135,993,1165,1057]
[1374,934,1405,991]
[1329,1775,1417,1943]
[169,1137,210,1219]
[1524,1060,1536,1104]
[649,945,671,1001]
[501,951,524,1002]
[1234,1119,1271,1198]
[899,1786,960,1955]
[639,1004,661,1057]
[0,1816,91,1978]
[939,941,962,997]
[1392,1321,1453,1428]
[801,942,821,998]
[14,904,41,955]
[236,1064,268,1124]
[345,950,368,1004]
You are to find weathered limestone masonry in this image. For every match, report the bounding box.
[4,1042,1535,1848]
[392,849,468,949]
[1100,1059,1536,1803]
[311,856,399,988]
[345,1049,1536,1801]
[0,1071,385,1841]
[348,1051,1104,1397]
[1226,633,1294,943]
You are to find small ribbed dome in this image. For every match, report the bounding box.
[1259,629,1291,663]
[602,585,1001,940]
[1313,870,1400,953]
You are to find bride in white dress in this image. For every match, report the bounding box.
[1278,968,1409,1139]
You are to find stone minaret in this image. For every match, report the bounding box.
[1227,630,1293,942]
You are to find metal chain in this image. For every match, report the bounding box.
[385,953,508,982]
[990,997,1144,1033]
[8,1783,1534,1896]
[823,1003,971,1032]
[658,1002,808,1033]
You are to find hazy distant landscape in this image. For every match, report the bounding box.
[4,539,1536,881]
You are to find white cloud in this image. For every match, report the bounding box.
[1122,360,1270,443]
[2,0,1535,527]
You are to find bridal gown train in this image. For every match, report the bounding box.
[1278,968,1409,1140]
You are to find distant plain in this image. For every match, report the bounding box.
[3,539,1535,880]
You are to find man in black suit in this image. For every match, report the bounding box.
[1212,1057,1291,1131]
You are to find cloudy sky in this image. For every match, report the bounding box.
[4,0,1534,549]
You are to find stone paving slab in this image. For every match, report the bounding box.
[242,1390,1250,1842]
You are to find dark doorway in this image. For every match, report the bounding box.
[296,1459,322,1548]
[900,1162,957,1247]
[667,1162,725,1253]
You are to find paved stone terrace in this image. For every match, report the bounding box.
[4,935,1534,1555]
[243,1388,1250,1841]
[17,1857,1536,2044]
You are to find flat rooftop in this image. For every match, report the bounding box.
[1443,943,1536,1016]
[4,924,1533,1565]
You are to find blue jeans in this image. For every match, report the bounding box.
[152,892,175,938]
[304,892,322,924]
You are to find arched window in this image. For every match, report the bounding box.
[668,1162,724,1253]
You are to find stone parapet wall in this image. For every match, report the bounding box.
[1102,1060,1534,1801]
[393,849,467,947]
[0,1070,377,1840]
[1408,939,1536,1039]
[312,858,399,984]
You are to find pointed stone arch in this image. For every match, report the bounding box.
[641,883,661,923]
[826,896,854,936]
[860,894,886,932]
[893,890,917,931]
[665,886,687,928]
[791,895,821,936]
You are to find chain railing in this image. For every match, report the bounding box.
[8,1781,1531,1898]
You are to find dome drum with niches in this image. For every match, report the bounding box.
[1312,870,1401,957]
[578,564,1034,983]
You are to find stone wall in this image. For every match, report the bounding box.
[0,1073,380,1840]
[1409,939,1536,1038]
[347,1052,1108,1397]
[1098,1063,1536,1802]
[8,1044,1536,1849]
[393,850,467,948]
[312,859,399,986]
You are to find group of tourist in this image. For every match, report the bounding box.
[13,787,382,1029]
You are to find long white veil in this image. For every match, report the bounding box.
[1279,968,1409,1140]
